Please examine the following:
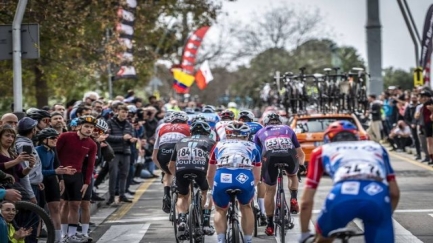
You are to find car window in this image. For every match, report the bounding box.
[296,117,357,133]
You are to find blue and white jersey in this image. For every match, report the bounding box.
[245,121,263,142]
[215,121,232,141]
[199,112,220,129]
[307,140,396,189]
[209,139,262,168]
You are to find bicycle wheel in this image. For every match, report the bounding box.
[172,193,180,243]
[231,220,241,243]
[14,201,55,243]
[251,201,258,237]
[188,203,195,243]
[278,191,285,243]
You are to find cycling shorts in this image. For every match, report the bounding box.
[424,122,433,137]
[43,175,60,203]
[62,173,84,201]
[176,170,209,196]
[212,168,255,208]
[316,180,393,243]
[82,169,93,201]
[157,144,175,175]
[262,153,298,186]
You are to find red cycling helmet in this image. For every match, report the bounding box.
[323,121,359,144]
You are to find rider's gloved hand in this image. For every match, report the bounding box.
[298,231,314,243]
[299,164,307,173]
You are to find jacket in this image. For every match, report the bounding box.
[106,117,133,154]
[15,136,43,199]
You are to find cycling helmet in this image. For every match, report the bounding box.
[191,114,207,123]
[238,110,255,122]
[78,115,97,125]
[170,111,188,124]
[225,121,250,138]
[127,105,137,114]
[228,102,237,108]
[263,112,283,126]
[69,118,80,128]
[163,111,174,123]
[27,109,50,121]
[220,109,235,120]
[37,128,59,141]
[323,121,359,144]
[202,105,215,113]
[190,121,211,135]
[96,118,109,133]
[184,107,195,114]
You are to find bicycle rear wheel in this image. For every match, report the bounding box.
[278,191,285,243]
[251,201,258,237]
[171,193,180,243]
[188,203,195,243]
[14,201,55,243]
[231,220,241,243]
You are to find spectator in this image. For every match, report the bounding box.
[415,90,433,164]
[388,120,412,152]
[382,91,395,138]
[404,94,421,160]
[91,100,104,118]
[1,202,32,243]
[52,104,66,115]
[0,113,18,129]
[50,112,67,134]
[26,109,51,133]
[366,94,382,142]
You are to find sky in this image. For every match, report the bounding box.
[213,0,432,72]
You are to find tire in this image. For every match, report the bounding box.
[14,201,55,243]
[251,201,258,237]
[189,203,195,243]
[232,220,241,243]
[279,191,285,243]
[172,193,180,243]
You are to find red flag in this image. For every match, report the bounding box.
[195,61,214,90]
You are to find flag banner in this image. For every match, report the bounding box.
[180,26,210,74]
[420,4,433,71]
[195,60,214,90]
[173,69,195,87]
[173,80,189,93]
[114,0,137,80]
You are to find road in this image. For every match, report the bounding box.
[88,150,433,243]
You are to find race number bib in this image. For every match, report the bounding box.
[178,147,207,162]
[264,137,293,151]
[334,162,386,182]
[218,153,252,166]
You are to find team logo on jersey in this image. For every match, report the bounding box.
[221,173,232,183]
[236,173,249,184]
[363,182,383,196]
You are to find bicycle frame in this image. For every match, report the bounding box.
[187,175,203,243]
[226,190,243,243]
[274,164,294,242]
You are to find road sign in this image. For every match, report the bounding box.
[414,67,424,86]
[0,24,40,60]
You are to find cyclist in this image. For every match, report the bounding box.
[57,115,97,242]
[299,121,400,243]
[254,112,305,236]
[152,111,190,214]
[168,120,216,239]
[26,109,51,134]
[36,128,73,243]
[199,105,220,129]
[207,121,262,243]
[215,109,235,141]
[192,114,217,141]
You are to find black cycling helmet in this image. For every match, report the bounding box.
[37,128,59,141]
[190,121,211,135]
[27,109,51,121]
[79,115,97,125]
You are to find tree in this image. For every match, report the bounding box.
[383,67,413,91]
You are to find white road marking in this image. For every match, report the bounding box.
[312,209,433,214]
[96,223,150,243]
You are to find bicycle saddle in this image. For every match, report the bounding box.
[183,173,198,180]
[226,189,242,196]
[329,228,358,239]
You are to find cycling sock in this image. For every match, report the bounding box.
[61,224,68,237]
[244,235,253,243]
[267,216,274,226]
[217,233,226,243]
[81,224,89,236]
[55,230,62,241]
[164,186,170,197]
[290,190,298,199]
[258,198,265,214]
[202,209,211,226]
[67,224,78,237]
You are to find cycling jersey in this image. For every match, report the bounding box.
[209,139,261,208]
[307,141,396,242]
[171,135,216,195]
[254,125,300,185]
[215,120,232,141]
[56,132,97,185]
[245,121,263,142]
[154,123,190,174]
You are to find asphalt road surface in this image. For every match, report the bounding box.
[89,150,433,243]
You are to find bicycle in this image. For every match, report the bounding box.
[169,178,180,242]
[0,181,55,243]
[225,189,244,243]
[303,228,363,243]
[185,173,204,243]
[274,163,294,243]
[250,195,260,237]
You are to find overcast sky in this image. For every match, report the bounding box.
[214,0,432,72]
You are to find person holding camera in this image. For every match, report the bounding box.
[388,120,412,152]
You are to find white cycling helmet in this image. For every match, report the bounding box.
[225,121,250,138]
[96,118,109,133]
[170,111,188,123]
[263,112,283,126]
[228,102,237,108]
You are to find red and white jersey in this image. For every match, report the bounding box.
[154,123,190,149]
[306,141,396,190]
[215,120,232,141]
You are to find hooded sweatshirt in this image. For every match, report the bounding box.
[15,135,43,199]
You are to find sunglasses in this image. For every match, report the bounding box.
[93,128,105,135]
[42,118,51,124]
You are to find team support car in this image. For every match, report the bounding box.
[290,113,369,163]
